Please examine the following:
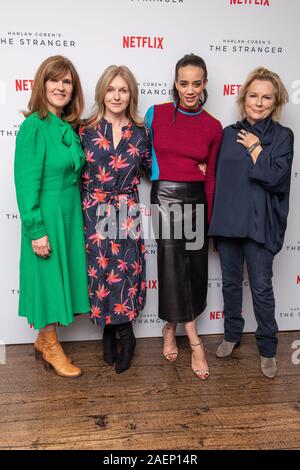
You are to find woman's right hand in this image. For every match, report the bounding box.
[32,235,51,258]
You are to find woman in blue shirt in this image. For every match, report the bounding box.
[209,67,294,378]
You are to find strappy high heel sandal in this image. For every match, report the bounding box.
[162,324,178,362]
[190,340,209,380]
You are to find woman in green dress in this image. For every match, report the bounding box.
[14,55,90,378]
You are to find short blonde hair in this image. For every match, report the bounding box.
[86,65,143,128]
[24,55,84,126]
[237,67,289,121]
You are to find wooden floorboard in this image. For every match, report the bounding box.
[0,331,300,450]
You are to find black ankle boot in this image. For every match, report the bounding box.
[103,324,118,365]
[115,322,136,374]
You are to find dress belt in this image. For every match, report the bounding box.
[84,187,139,209]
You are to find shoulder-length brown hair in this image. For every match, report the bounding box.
[24,55,84,126]
[237,67,289,121]
[86,65,143,128]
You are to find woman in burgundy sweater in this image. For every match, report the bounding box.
[145,54,222,380]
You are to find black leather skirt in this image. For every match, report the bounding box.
[151,180,208,323]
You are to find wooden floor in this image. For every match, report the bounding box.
[0,331,300,450]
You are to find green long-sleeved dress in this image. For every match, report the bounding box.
[14,111,90,329]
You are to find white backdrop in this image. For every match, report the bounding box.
[0,0,299,345]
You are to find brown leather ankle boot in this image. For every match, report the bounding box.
[40,330,82,378]
[34,332,72,363]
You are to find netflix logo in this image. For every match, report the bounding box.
[15,79,34,91]
[146,280,157,289]
[297,275,300,284]
[210,311,224,320]
[223,84,241,96]
[123,36,164,50]
[230,0,270,5]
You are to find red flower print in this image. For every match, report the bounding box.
[91,305,101,319]
[82,171,92,183]
[105,316,112,325]
[88,266,98,279]
[96,283,110,300]
[114,299,130,315]
[109,154,130,171]
[131,260,142,276]
[92,131,111,150]
[127,143,140,158]
[110,241,121,255]
[128,283,138,298]
[92,189,107,203]
[78,125,85,138]
[85,149,95,162]
[122,128,133,140]
[117,259,128,272]
[121,216,135,236]
[82,195,93,211]
[105,204,113,217]
[127,310,137,321]
[96,166,114,183]
[89,231,104,246]
[96,253,109,269]
[131,176,140,186]
[107,269,122,285]
[127,199,137,211]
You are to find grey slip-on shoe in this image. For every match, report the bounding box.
[216,339,239,358]
[260,356,277,379]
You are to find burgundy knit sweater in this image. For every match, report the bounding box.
[145,101,223,222]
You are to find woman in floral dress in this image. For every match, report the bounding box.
[79,65,151,373]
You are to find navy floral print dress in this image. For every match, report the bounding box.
[79,119,151,327]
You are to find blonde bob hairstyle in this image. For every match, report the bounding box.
[86,65,143,128]
[24,55,84,126]
[237,67,289,121]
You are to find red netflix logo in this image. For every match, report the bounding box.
[230,0,270,5]
[210,311,224,320]
[224,84,242,96]
[123,36,164,50]
[15,79,34,91]
[146,280,157,289]
[297,275,300,284]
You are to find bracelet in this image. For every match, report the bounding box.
[247,141,261,154]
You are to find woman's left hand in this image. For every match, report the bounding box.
[237,129,260,149]
[198,162,207,175]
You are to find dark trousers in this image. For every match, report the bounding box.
[217,238,278,357]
